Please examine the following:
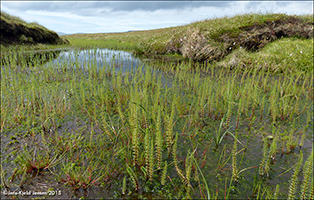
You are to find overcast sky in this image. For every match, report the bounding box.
[1,1,313,34]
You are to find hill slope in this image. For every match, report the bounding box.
[63,13,313,63]
[134,13,313,62]
[0,11,68,45]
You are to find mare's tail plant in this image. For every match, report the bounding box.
[274,184,280,200]
[288,151,303,200]
[166,94,176,156]
[127,166,139,191]
[236,99,242,129]
[226,101,232,129]
[149,139,154,181]
[172,133,189,186]
[155,107,163,169]
[256,135,278,180]
[232,132,238,182]
[161,161,168,186]
[144,128,150,177]
[300,148,313,199]
[130,87,139,166]
[122,176,126,195]
[185,150,193,198]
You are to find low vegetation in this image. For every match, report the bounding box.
[63,13,313,64]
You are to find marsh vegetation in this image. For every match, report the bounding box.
[0,13,313,199]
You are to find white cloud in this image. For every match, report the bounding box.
[274,2,313,15]
[1,1,312,34]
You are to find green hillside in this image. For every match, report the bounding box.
[63,13,313,72]
[0,11,68,45]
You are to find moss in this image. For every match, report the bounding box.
[163,14,313,62]
[218,37,313,73]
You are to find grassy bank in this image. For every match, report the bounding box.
[63,13,313,71]
[0,11,68,47]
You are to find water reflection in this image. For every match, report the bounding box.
[1,49,62,66]
[49,49,143,74]
[47,48,175,88]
